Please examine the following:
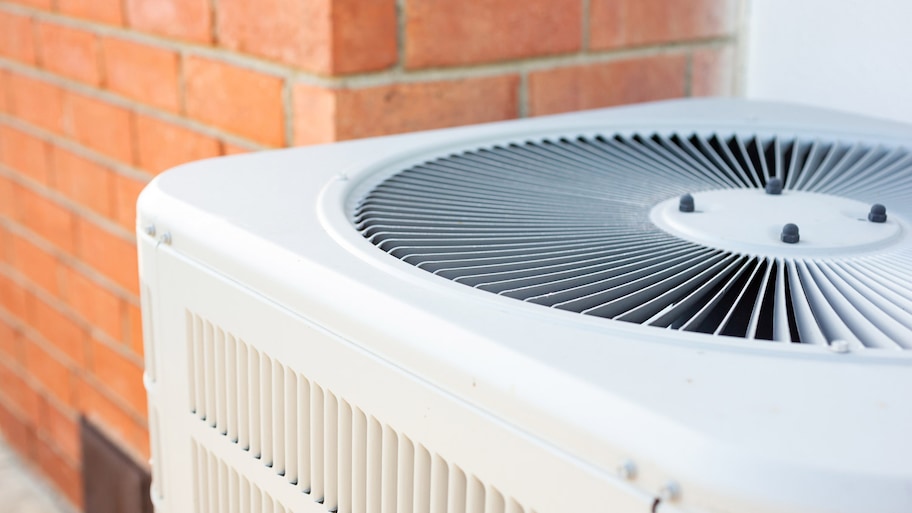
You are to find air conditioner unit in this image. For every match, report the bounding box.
[138,99,912,513]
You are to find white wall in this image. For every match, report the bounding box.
[744,0,912,123]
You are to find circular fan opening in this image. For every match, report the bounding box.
[353,133,912,350]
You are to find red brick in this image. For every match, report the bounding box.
[14,186,77,253]
[185,57,285,146]
[0,318,22,362]
[102,37,179,112]
[0,174,12,219]
[64,267,123,339]
[0,222,5,256]
[692,46,735,97]
[223,143,255,155]
[63,92,135,163]
[332,75,520,140]
[38,396,81,463]
[135,115,222,174]
[9,233,61,295]
[24,339,75,406]
[0,224,7,263]
[0,70,7,113]
[137,422,150,460]
[589,0,737,50]
[528,55,688,116]
[25,293,87,366]
[76,219,139,295]
[91,338,146,416]
[0,273,28,320]
[407,0,579,68]
[37,22,101,85]
[58,0,124,26]
[52,146,114,216]
[125,0,211,43]
[0,399,36,460]
[292,83,336,145]
[0,11,37,64]
[112,173,148,231]
[218,0,331,72]
[0,125,51,184]
[219,0,395,74]
[331,0,398,73]
[125,301,144,357]
[0,362,41,425]
[6,73,65,134]
[36,436,83,508]
[77,377,149,459]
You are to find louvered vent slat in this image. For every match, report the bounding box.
[192,440,293,513]
[308,382,324,498]
[260,352,273,466]
[355,133,912,349]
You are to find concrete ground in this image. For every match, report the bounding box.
[0,435,72,513]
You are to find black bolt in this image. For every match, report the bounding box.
[679,193,694,212]
[868,204,887,223]
[781,223,800,243]
[765,177,783,195]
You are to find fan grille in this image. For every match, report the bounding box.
[353,133,912,350]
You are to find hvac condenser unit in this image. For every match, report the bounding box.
[138,99,912,513]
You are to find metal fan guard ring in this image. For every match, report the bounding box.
[353,132,912,351]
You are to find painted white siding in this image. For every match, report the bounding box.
[744,0,912,123]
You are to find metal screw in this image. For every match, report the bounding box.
[617,460,637,480]
[679,193,694,212]
[765,177,783,195]
[658,481,681,502]
[829,339,850,353]
[159,232,172,245]
[780,223,799,243]
[143,224,156,237]
[868,204,887,223]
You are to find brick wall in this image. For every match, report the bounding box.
[0,0,740,509]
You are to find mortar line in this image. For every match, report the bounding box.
[209,0,219,45]
[732,0,751,96]
[395,0,406,71]
[30,9,44,68]
[581,0,590,51]
[282,78,294,146]
[684,51,694,97]
[518,71,529,118]
[177,50,188,115]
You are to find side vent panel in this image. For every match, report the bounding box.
[186,311,532,513]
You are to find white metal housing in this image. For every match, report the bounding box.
[139,99,912,513]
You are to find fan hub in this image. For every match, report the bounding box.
[650,189,904,257]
